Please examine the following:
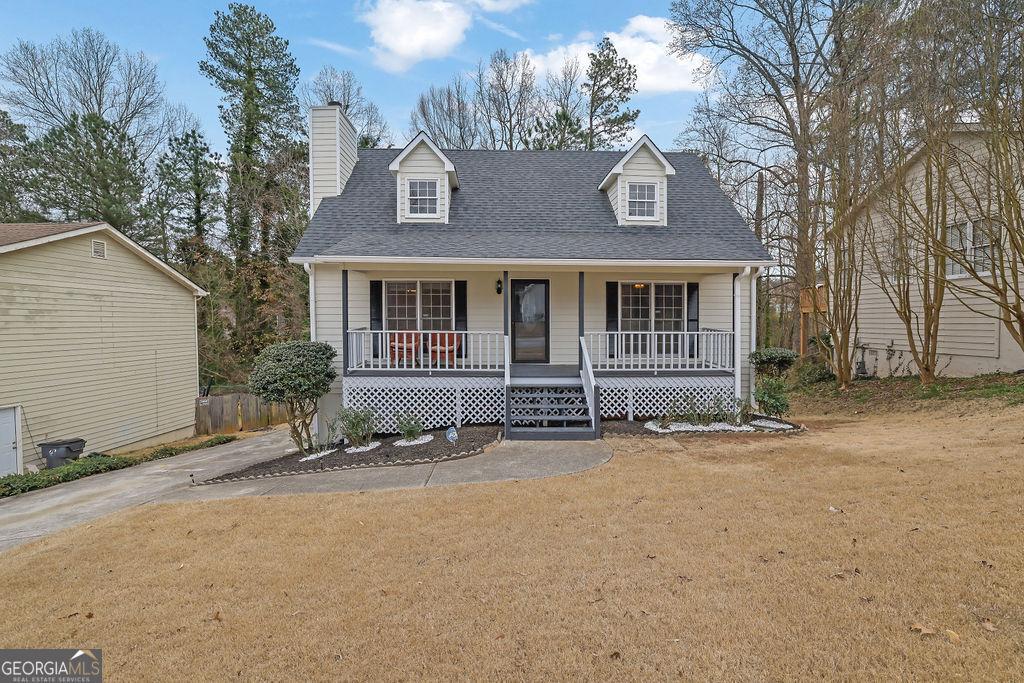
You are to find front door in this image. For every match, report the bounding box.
[0,407,18,476]
[511,279,549,363]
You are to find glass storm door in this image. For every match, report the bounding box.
[511,279,549,363]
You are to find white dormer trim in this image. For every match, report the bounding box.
[598,135,676,191]
[389,131,459,189]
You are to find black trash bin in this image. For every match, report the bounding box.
[39,438,87,468]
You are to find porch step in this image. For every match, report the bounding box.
[505,382,598,440]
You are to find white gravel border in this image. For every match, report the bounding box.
[298,448,337,462]
[395,434,434,447]
[644,420,756,434]
[344,441,381,454]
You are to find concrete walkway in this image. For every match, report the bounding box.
[0,431,611,552]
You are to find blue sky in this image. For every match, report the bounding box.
[0,0,708,154]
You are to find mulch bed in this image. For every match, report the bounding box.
[201,425,501,484]
[601,416,804,437]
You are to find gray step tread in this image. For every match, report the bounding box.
[509,402,586,411]
[510,414,591,422]
[506,426,598,441]
[509,390,587,399]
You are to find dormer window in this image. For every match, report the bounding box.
[408,178,439,217]
[628,183,657,219]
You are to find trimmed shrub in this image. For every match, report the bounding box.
[794,360,835,386]
[249,341,337,454]
[395,413,424,441]
[750,347,799,377]
[338,407,377,447]
[755,377,790,417]
[0,435,238,499]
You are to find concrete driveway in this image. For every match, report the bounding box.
[0,431,611,553]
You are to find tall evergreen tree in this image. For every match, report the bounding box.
[0,109,39,221]
[199,3,302,364]
[530,108,587,150]
[25,112,147,238]
[153,129,222,268]
[583,38,640,149]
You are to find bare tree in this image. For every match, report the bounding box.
[0,28,177,161]
[543,57,585,121]
[474,49,539,150]
[409,73,479,149]
[301,65,392,148]
[938,0,1024,354]
[670,0,838,353]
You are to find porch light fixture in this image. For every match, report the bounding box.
[495,279,503,295]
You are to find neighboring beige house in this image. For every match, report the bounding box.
[292,105,773,440]
[0,222,207,474]
[854,129,1024,378]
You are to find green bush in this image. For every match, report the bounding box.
[249,340,337,454]
[338,407,377,447]
[395,413,424,441]
[794,360,835,386]
[755,377,790,417]
[750,347,799,377]
[0,435,236,498]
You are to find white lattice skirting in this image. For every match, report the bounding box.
[597,375,736,420]
[343,376,505,432]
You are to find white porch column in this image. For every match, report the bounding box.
[733,268,751,402]
[749,267,759,404]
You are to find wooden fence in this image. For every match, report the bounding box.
[195,393,289,435]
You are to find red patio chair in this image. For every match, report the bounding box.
[430,332,462,367]
[388,332,421,366]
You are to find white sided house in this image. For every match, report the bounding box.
[0,223,207,474]
[293,104,774,440]
[854,128,1024,378]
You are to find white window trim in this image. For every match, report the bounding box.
[382,279,456,331]
[618,281,690,333]
[626,181,660,222]
[405,177,441,219]
[946,220,993,280]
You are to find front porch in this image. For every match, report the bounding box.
[318,265,755,439]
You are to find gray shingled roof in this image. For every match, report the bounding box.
[294,149,772,262]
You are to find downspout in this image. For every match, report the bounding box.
[305,263,317,341]
[749,267,760,406]
[734,267,752,403]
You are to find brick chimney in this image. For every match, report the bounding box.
[309,101,358,216]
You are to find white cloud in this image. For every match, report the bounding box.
[360,0,473,73]
[526,15,710,95]
[545,32,563,42]
[477,15,525,41]
[307,38,360,57]
[470,0,532,11]
[608,16,709,94]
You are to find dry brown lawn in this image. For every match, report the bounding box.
[2,400,1023,680]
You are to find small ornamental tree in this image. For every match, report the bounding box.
[248,341,337,454]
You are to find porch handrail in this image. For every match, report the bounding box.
[579,336,597,431]
[346,329,505,372]
[584,331,735,372]
[503,335,511,436]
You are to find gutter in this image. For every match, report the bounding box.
[289,255,777,268]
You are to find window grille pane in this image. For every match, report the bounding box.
[420,281,452,330]
[385,281,418,330]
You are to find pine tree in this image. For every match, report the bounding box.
[530,108,587,150]
[25,113,147,239]
[153,129,222,268]
[199,3,302,365]
[0,109,39,221]
[583,38,640,150]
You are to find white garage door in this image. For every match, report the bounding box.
[0,407,18,476]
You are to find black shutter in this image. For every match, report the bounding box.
[686,283,699,331]
[605,282,618,358]
[454,281,468,330]
[687,282,699,359]
[454,280,467,357]
[370,280,383,358]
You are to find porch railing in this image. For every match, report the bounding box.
[579,336,598,431]
[346,329,506,372]
[584,331,734,372]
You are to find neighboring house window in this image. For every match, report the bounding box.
[627,182,657,219]
[407,179,439,216]
[946,221,994,277]
[384,280,453,330]
[620,282,686,353]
